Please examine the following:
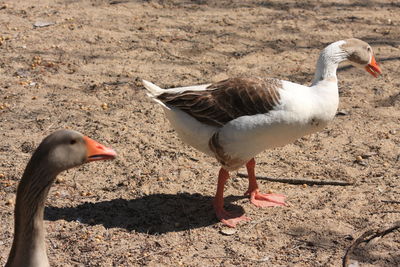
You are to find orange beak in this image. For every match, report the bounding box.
[365,55,382,78]
[83,136,117,162]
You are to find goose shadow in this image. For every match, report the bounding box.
[45,193,246,234]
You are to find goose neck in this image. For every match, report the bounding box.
[6,167,55,267]
[312,41,348,86]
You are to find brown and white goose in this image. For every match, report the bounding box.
[5,130,116,267]
[142,38,382,228]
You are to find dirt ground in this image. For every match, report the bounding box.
[0,0,399,266]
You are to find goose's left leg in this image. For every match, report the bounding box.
[214,168,250,227]
[244,158,286,207]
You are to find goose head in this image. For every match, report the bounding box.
[29,129,117,176]
[340,38,382,77]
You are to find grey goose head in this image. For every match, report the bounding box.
[25,129,117,177]
[340,38,382,77]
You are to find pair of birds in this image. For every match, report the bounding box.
[5,38,381,266]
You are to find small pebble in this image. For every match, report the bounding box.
[355,155,368,166]
[6,198,14,205]
[101,103,108,110]
[349,260,360,267]
[33,21,55,28]
[80,234,88,240]
[220,228,237,236]
[383,162,389,167]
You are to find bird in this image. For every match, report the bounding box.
[5,130,117,267]
[142,38,382,228]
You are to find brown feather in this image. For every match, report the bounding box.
[158,77,282,127]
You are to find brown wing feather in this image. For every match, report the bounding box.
[157,77,282,127]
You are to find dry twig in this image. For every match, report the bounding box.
[237,173,353,186]
[342,221,400,267]
[381,200,400,204]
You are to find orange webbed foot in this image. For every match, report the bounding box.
[215,207,250,228]
[245,189,286,208]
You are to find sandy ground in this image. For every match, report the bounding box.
[0,0,399,266]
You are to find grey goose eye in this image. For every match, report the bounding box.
[70,139,77,145]
[367,47,371,52]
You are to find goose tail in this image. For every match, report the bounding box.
[142,80,169,108]
[142,80,166,97]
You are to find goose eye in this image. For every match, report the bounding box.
[367,47,371,52]
[70,139,77,145]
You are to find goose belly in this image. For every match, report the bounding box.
[219,113,328,162]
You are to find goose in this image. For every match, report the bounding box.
[5,130,117,267]
[142,38,382,228]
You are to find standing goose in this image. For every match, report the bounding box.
[5,130,117,267]
[143,38,382,228]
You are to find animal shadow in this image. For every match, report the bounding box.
[45,193,246,234]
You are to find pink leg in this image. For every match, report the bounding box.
[244,158,286,207]
[214,168,250,227]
